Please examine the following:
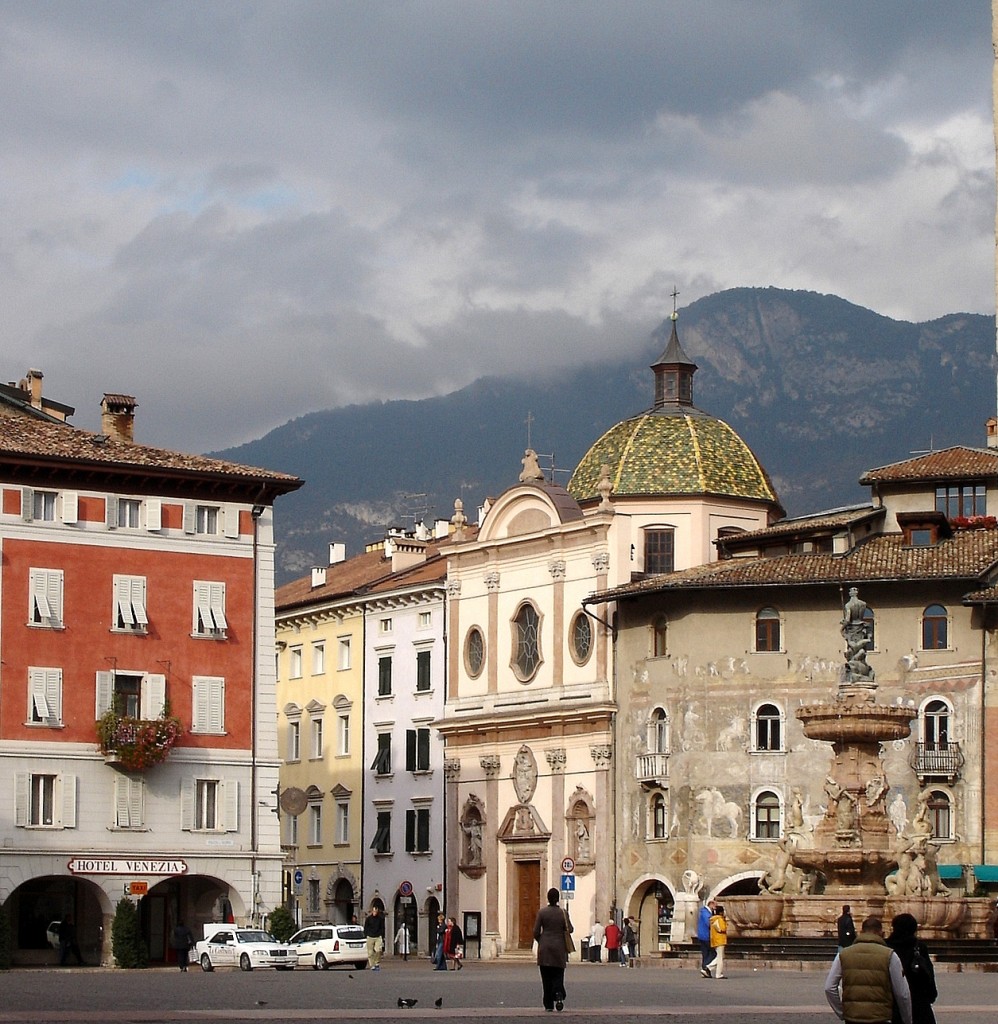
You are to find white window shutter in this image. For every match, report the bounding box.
[208,678,225,733]
[114,775,131,827]
[61,491,78,525]
[209,583,227,630]
[129,778,144,827]
[95,671,114,718]
[180,777,195,830]
[192,679,207,732]
[21,487,34,522]
[29,669,50,721]
[59,774,77,828]
[222,779,239,832]
[114,576,133,626]
[131,576,148,626]
[183,502,196,534]
[15,773,29,826]
[144,499,162,532]
[44,669,61,724]
[223,506,240,539]
[105,495,118,529]
[141,674,167,720]
[194,581,211,633]
[46,571,62,626]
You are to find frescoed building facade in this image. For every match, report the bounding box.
[591,441,998,951]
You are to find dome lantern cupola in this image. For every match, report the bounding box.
[651,313,697,410]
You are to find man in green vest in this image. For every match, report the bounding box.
[824,916,911,1024]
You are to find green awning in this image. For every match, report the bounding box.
[936,865,964,879]
[972,865,998,882]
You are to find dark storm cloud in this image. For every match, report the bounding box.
[0,0,992,451]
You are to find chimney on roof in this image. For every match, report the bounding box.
[26,368,43,409]
[385,534,427,573]
[329,542,346,565]
[987,418,998,449]
[311,566,327,588]
[101,394,137,443]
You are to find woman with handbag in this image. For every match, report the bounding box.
[533,887,573,1012]
[443,916,465,970]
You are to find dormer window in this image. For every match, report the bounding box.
[897,511,950,548]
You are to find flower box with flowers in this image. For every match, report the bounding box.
[97,706,184,772]
[951,515,997,531]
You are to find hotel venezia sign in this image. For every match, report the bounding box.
[68,858,188,875]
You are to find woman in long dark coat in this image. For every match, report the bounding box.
[533,887,573,1012]
[887,913,937,1024]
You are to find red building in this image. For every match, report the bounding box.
[0,371,301,965]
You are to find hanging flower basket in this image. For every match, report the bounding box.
[97,706,184,772]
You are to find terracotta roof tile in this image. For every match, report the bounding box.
[859,446,998,484]
[0,412,300,485]
[593,528,998,602]
[725,505,880,543]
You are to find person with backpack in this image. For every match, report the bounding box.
[887,913,937,1024]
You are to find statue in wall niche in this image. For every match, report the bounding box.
[461,817,484,865]
[575,819,591,862]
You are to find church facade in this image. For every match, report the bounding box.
[436,318,783,955]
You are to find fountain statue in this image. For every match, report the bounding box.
[722,588,994,942]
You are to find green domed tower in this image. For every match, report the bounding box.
[568,316,782,516]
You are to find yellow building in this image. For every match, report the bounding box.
[275,547,386,925]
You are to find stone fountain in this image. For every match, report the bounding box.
[723,588,994,942]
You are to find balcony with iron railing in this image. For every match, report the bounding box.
[635,752,670,787]
[909,741,964,784]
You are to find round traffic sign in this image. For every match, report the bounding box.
[293,869,304,885]
[399,880,414,897]
[561,857,575,873]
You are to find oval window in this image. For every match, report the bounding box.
[570,611,592,665]
[465,626,485,678]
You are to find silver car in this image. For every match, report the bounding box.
[290,924,369,970]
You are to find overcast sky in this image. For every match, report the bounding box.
[2,1,994,452]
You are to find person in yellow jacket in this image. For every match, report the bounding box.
[707,905,727,979]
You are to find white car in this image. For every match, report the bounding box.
[289,924,369,970]
[195,926,296,972]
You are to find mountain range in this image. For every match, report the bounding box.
[212,287,997,585]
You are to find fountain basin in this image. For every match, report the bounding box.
[797,702,912,744]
